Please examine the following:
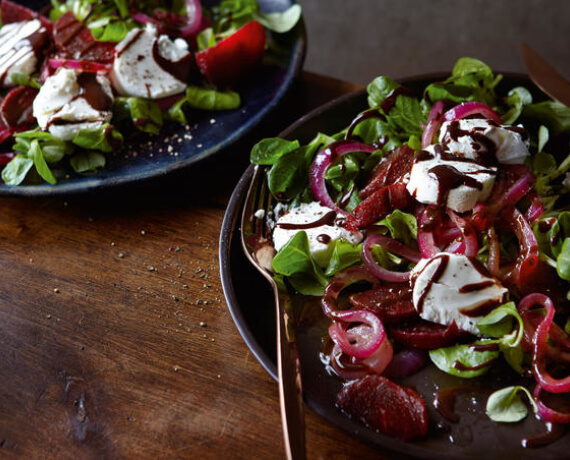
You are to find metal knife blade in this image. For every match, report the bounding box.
[522,43,570,107]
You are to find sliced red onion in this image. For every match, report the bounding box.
[362,233,421,282]
[328,310,387,359]
[310,140,377,216]
[525,191,545,223]
[534,384,570,423]
[442,101,502,124]
[179,0,203,37]
[131,11,154,25]
[518,293,570,393]
[383,348,429,379]
[501,164,534,207]
[322,267,378,317]
[447,210,478,257]
[422,100,445,148]
[501,207,539,286]
[417,207,440,258]
[48,58,111,74]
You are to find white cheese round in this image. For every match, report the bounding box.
[0,19,45,88]
[33,68,113,141]
[405,145,497,213]
[272,201,362,267]
[439,119,530,165]
[110,24,190,99]
[411,252,507,335]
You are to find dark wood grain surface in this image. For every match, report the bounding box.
[0,72,396,459]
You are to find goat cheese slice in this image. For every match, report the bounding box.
[0,19,47,88]
[411,252,507,336]
[33,67,114,141]
[272,201,362,267]
[405,145,497,213]
[439,118,530,165]
[110,24,191,99]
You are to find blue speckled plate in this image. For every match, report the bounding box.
[5,0,305,196]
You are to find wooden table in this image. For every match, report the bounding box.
[0,72,396,459]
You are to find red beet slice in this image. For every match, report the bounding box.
[350,182,412,228]
[336,374,429,441]
[349,284,418,324]
[53,12,114,63]
[1,0,53,32]
[390,319,473,349]
[360,145,415,199]
[0,85,38,131]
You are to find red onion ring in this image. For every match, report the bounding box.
[322,267,378,317]
[518,293,570,393]
[48,58,111,74]
[310,140,377,216]
[361,233,421,282]
[442,101,502,124]
[329,317,390,360]
[500,164,535,208]
[417,207,440,258]
[179,0,203,36]
[525,191,545,223]
[447,210,479,257]
[422,100,445,148]
[534,384,570,423]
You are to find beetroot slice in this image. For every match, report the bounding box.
[349,284,418,324]
[336,374,429,441]
[0,86,38,131]
[350,182,412,229]
[360,145,415,199]
[390,319,473,349]
[54,12,114,63]
[1,0,53,33]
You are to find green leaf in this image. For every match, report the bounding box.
[538,124,549,152]
[486,386,537,422]
[9,71,41,89]
[324,241,362,277]
[367,76,401,109]
[30,139,57,184]
[377,210,418,246]
[253,4,302,33]
[557,238,570,280]
[477,302,522,343]
[167,86,241,122]
[196,27,216,51]
[523,101,570,135]
[429,342,499,378]
[250,138,300,165]
[501,86,533,124]
[91,20,131,42]
[267,146,311,200]
[115,97,163,135]
[271,231,328,295]
[72,124,123,153]
[69,151,106,173]
[424,57,501,107]
[1,155,34,185]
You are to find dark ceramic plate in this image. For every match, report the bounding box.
[219,74,570,458]
[5,0,305,196]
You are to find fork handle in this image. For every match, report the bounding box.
[275,289,306,460]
